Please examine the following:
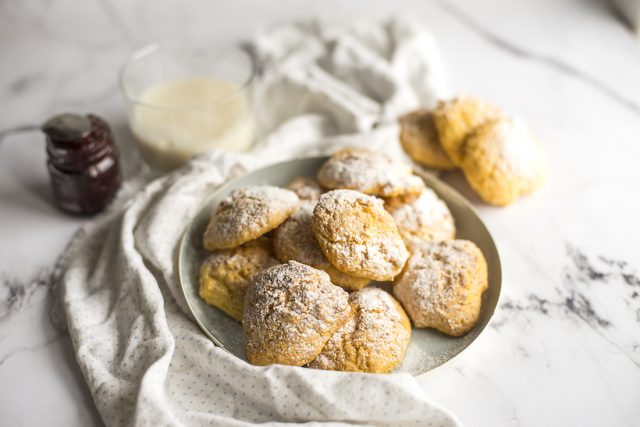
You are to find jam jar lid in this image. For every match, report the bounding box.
[44,113,115,172]
[41,113,92,142]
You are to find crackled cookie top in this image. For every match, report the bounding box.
[393,240,488,336]
[273,202,369,290]
[199,238,278,321]
[317,147,425,197]
[286,176,324,201]
[312,190,409,281]
[308,287,411,373]
[243,261,351,366]
[385,187,456,250]
[399,109,455,170]
[203,185,299,250]
[461,117,548,206]
[433,96,503,166]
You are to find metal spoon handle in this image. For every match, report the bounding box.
[0,124,41,144]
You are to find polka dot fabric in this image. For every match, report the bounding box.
[57,149,460,427]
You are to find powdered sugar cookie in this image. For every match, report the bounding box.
[312,190,409,281]
[399,109,455,170]
[243,261,351,366]
[273,202,369,290]
[308,287,411,373]
[393,240,488,336]
[286,176,324,201]
[199,238,278,321]
[385,187,455,250]
[203,185,299,250]
[433,96,503,166]
[317,147,425,197]
[461,117,547,206]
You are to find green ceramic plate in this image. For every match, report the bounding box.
[178,156,501,375]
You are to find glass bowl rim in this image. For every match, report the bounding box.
[119,41,256,111]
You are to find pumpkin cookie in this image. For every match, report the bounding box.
[243,261,351,366]
[286,176,324,201]
[460,117,547,206]
[393,240,488,336]
[273,202,369,291]
[308,287,411,373]
[385,187,455,250]
[433,96,502,166]
[312,190,409,281]
[199,238,278,321]
[203,185,299,250]
[399,109,455,170]
[317,147,425,197]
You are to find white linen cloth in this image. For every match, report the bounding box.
[54,17,460,426]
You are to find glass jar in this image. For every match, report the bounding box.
[119,42,256,171]
[43,113,121,215]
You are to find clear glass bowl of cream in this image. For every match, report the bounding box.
[120,42,256,171]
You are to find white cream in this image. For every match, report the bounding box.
[131,77,254,171]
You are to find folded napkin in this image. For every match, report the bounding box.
[253,17,448,160]
[55,17,460,427]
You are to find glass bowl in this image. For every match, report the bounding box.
[120,42,256,171]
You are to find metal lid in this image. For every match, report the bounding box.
[42,113,91,142]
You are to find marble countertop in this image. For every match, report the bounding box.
[1,0,639,426]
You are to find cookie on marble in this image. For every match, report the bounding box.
[317,147,425,197]
[199,238,278,321]
[286,176,324,201]
[243,261,351,366]
[312,190,409,281]
[385,187,456,250]
[203,185,299,250]
[433,96,503,166]
[460,117,547,206]
[393,240,488,336]
[399,108,456,170]
[273,201,370,291]
[308,287,411,373]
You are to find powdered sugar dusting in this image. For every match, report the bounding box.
[273,202,369,290]
[243,261,351,366]
[203,185,299,249]
[308,287,411,373]
[386,187,456,248]
[354,286,401,315]
[492,118,546,181]
[313,190,409,281]
[317,147,425,197]
[393,240,488,336]
[199,238,279,320]
[274,202,326,266]
[286,176,324,201]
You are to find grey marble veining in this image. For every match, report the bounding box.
[0,268,52,322]
[438,0,640,115]
[493,244,640,366]
[1,0,640,426]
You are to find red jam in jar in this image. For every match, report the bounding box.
[43,113,121,215]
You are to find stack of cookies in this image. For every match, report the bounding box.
[199,147,489,373]
[400,96,548,206]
